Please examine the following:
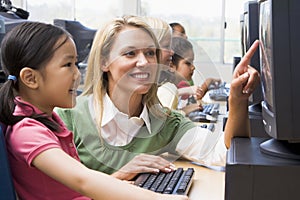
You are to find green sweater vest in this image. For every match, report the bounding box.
[56,95,195,174]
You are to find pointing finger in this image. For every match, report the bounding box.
[239,40,260,68]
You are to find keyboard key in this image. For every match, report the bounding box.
[163,168,183,194]
[156,172,174,193]
[176,168,194,194]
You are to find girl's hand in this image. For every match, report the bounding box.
[230,40,260,102]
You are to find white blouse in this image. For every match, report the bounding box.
[88,94,227,166]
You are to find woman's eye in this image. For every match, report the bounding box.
[124,51,135,57]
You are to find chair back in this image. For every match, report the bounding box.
[0,125,17,200]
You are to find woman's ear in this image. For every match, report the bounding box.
[101,59,109,72]
[19,67,39,89]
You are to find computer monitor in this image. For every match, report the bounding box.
[239,14,245,56]
[258,0,300,159]
[0,15,27,44]
[53,19,96,64]
[241,1,263,112]
[0,15,28,83]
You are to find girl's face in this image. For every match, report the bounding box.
[175,49,195,81]
[37,37,80,113]
[104,26,158,97]
[159,33,173,67]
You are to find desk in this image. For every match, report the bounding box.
[176,95,227,200]
[165,95,227,199]
[176,96,227,199]
[174,160,225,200]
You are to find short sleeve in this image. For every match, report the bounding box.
[7,118,61,167]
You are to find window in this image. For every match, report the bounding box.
[140,0,246,64]
[25,0,124,29]
[21,0,246,64]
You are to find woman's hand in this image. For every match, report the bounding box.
[111,154,176,181]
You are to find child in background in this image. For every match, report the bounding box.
[171,36,221,112]
[169,22,188,39]
[0,21,188,200]
[143,17,204,113]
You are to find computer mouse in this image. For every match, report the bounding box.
[188,111,217,123]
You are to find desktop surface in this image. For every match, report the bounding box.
[174,160,225,200]
[173,98,226,200]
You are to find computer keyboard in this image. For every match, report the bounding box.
[133,167,194,195]
[202,103,220,116]
[209,83,230,101]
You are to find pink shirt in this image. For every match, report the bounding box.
[6,97,90,200]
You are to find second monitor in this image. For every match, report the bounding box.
[54,19,96,64]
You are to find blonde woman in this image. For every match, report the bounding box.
[56,16,260,182]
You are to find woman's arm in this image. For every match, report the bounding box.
[32,148,188,200]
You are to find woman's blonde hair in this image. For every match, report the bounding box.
[82,15,167,132]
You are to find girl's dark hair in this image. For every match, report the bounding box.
[0,21,71,132]
[171,36,193,68]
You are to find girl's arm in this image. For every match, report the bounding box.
[224,40,260,148]
[32,148,188,200]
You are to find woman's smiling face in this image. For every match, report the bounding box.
[103,26,158,96]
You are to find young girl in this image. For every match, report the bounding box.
[170,36,221,101]
[0,22,188,200]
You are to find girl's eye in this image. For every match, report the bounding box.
[65,62,72,67]
[64,62,76,68]
[185,61,191,66]
[145,50,156,57]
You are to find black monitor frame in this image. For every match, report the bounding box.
[242,1,263,112]
[258,0,300,159]
[54,19,96,64]
[0,15,28,83]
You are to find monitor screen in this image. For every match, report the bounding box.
[242,1,263,108]
[259,1,273,112]
[239,14,245,56]
[241,13,247,56]
[0,15,28,83]
[53,19,96,64]
[259,0,300,159]
[0,14,28,47]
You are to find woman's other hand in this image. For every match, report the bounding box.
[111,154,176,181]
